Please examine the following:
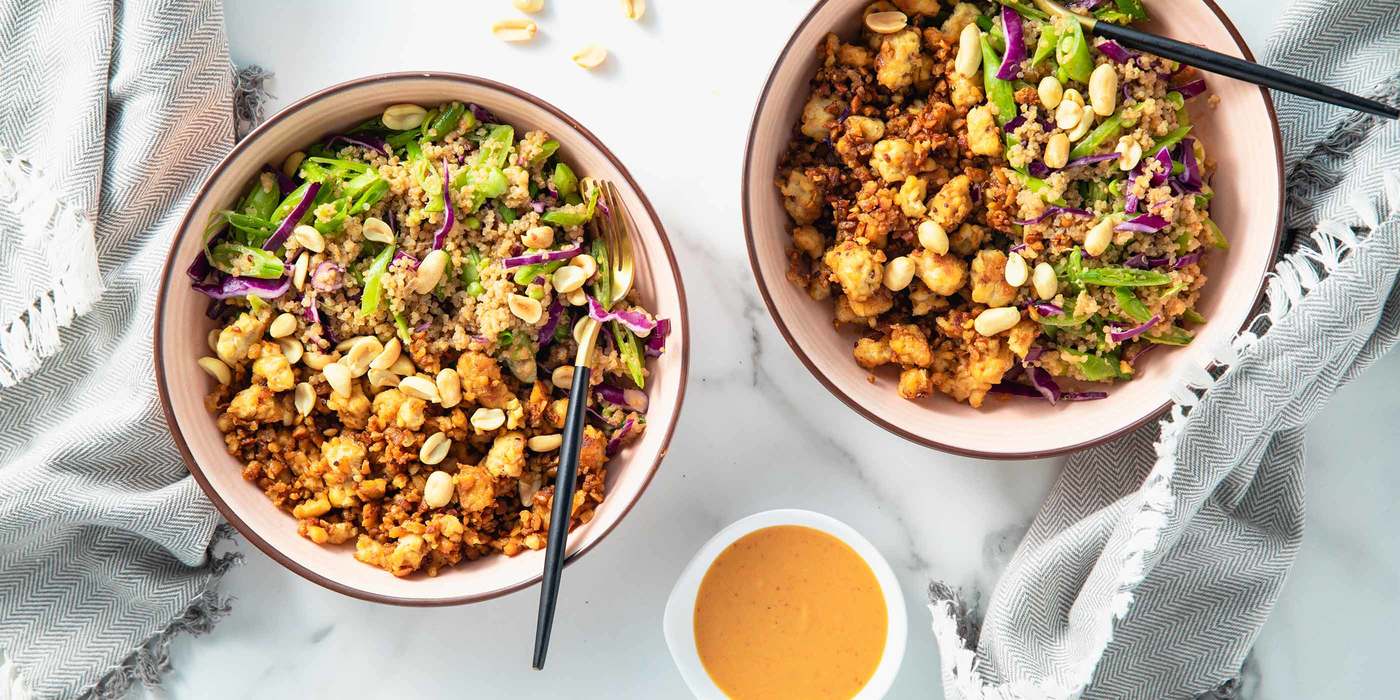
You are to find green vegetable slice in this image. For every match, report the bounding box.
[980,35,1017,126]
[1061,347,1126,380]
[1113,287,1153,323]
[1070,113,1123,160]
[209,242,285,279]
[590,236,612,310]
[541,180,601,227]
[1144,325,1194,346]
[1205,217,1229,250]
[612,321,646,389]
[1055,20,1094,83]
[1077,266,1173,287]
[358,244,397,318]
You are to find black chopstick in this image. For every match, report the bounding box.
[531,363,592,670]
[1092,22,1399,120]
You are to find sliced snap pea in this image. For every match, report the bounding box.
[541,180,600,227]
[611,321,647,389]
[1056,20,1094,83]
[393,311,412,344]
[1153,124,1193,153]
[552,163,578,197]
[358,244,397,318]
[1095,0,1149,24]
[1061,347,1126,380]
[590,236,612,309]
[423,101,469,142]
[980,34,1017,126]
[531,139,561,169]
[1069,113,1124,159]
[209,242,285,279]
[460,248,483,288]
[1114,287,1152,323]
[1031,25,1058,67]
[221,211,275,245]
[1036,312,1091,328]
[1002,1,1049,20]
[512,259,568,286]
[270,182,315,223]
[1077,266,1173,287]
[1205,217,1229,250]
[313,198,349,234]
[239,174,280,220]
[1145,325,1194,346]
[1181,308,1206,325]
[347,177,388,217]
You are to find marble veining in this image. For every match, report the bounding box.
[146,1,1400,698]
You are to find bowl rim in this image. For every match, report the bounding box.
[661,509,908,699]
[741,0,1283,460]
[153,71,690,605]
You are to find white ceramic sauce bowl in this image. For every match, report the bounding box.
[663,509,908,699]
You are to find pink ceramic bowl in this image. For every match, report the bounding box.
[743,0,1282,459]
[155,73,688,605]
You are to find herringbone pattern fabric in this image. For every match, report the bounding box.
[931,2,1400,698]
[0,0,236,697]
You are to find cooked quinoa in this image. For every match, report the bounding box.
[778,0,1225,407]
[191,101,670,577]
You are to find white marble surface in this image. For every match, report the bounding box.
[157,1,1400,697]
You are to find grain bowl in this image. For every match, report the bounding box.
[743,0,1282,458]
[155,73,688,604]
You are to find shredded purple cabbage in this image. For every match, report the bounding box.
[1028,366,1061,405]
[1064,152,1118,169]
[432,158,454,250]
[644,318,671,358]
[392,250,420,271]
[327,134,389,155]
[1014,206,1092,226]
[1149,147,1172,186]
[605,417,636,457]
[310,261,344,292]
[1095,39,1133,63]
[502,244,583,269]
[1108,314,1161,342]
[1060,391,1108,401]
[468,103,499,124]
[1031,301,1064,317]
[1115,213,1170,233]
[1177,138,1203,192]
[995,6,1026,81]
[193,274,290,301]
[587,296,657,336]
[262,181,321,252]
[1175,79,1207,99]
[989,382,1044,398]
[302,290,321,326]
[263,164,295,197]
[537,296,564,347]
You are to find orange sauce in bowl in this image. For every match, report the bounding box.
[692,525,887,700]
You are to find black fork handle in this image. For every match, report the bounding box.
[532,363,591,670]
[1093,22,1399,120]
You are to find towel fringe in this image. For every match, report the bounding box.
[929,169,1398,699]
[0,653,32,700]
[0,147,105,389]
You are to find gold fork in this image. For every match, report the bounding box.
[533,180,633,670]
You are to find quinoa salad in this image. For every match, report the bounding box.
[188,100,670,577]
[778,0,1225,407]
